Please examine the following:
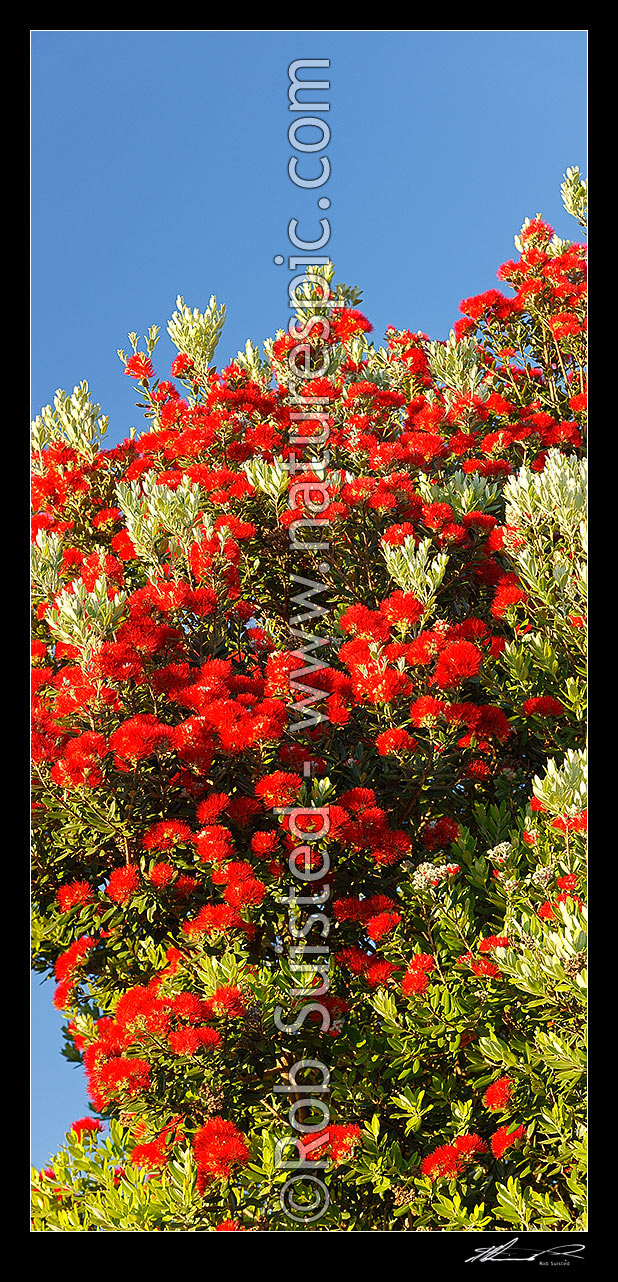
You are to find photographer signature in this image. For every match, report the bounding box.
[466,1237,585,1263]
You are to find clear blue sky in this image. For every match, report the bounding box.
[30,28,587,1168]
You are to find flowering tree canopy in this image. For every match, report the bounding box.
[31,168,587,1232]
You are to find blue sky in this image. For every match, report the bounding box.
[30,28,587,1169]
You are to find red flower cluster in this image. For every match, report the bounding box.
[70,1117,103,1140]
[483,1076,513,1111]
[490,1124,526,1159]
[31,188,586,1229]
[421,1133,488,1181]
[304,1123,362,1165]
[401,953,434,997]
[193,1117,250,1183]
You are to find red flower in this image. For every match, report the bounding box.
[365,959,397,988]
[109,715,171,769]
[54,935,96,983]
[115,985,170,1034]
[402,953,434,996]
[331,308,373,341]
[483,1076,513,1111]
[568,392,587,413]
[131,1138,169,1169]
[478,935,510,953]
[304,1124,362,1165]
[71,1117,103,1139]
[57,881,94,913]
[421,1143,463,1181]
[458,950,500,978]
[125,353,155,380]
[491,579,528,617]
[340,603,391,643]
[433,640,482,690]
[325,1123,362,1165]
[106,866,140,904]
[365,910,401,942]
[556,873,578,891]
[183,904,245,938]
[539,891,583,921]
[410,695,446,727]
[336,946,372,976]
[171,353,195,377]
[169,991,204,1023]
[148,862,175,889]
[254,771,303,808]
[96,1057,151,1101]
[521,696,566,717]
[142,820,194,852]
[250,829,279,857]
[421,816,460,851]
[490,1124,526,1159]
[454,1133,488,1159]
[168,1026,221,1056]
[197,792,230,824]
[203,985,246,1019]
[553,811,587,833]
[193,1117,250,1182]
[225,876,267,908]
[402,967,429,996]
[380,590,423,630]
[381,522,417,547]
[375,728,417,756]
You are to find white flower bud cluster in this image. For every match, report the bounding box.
[167,295,227,375]
[410,862,459,893]
[486,841,513,864]
[530,866,554,887]
[243,456,290,505]
[116,473,211,573]
[514,216,541,253]
[426,331,490,404]
[505,450,586,539]
[560,166,587,229]
[416,469,500,517]
[291,261,336,317]
[532,747,587,817]
[31,381,108,462]
[381,535,448,609]
[46,576,127,653]
[31,530,66,598]
[233,338,270,383]
[502,451,587,623]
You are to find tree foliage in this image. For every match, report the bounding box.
[31,170,587,1232]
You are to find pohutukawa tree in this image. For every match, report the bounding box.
[31,169,587,1232]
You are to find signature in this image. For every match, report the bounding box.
[466,1237,585,1263]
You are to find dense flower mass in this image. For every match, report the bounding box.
[193,1118,250,1183]
[490,1124,527,1160]
[31,172,587,1234]
[483,1076,513,1111]
[70,1117,103,1140]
